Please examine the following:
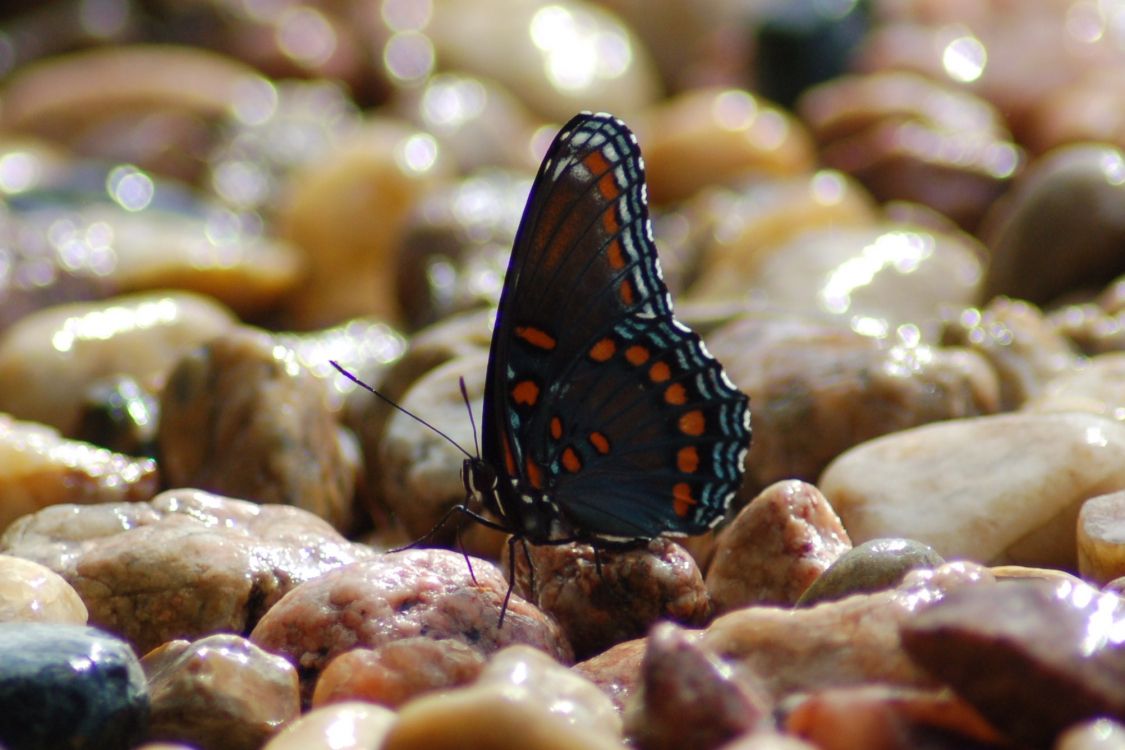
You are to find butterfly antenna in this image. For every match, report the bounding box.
[330,360,473,460]
[458,376,481,459]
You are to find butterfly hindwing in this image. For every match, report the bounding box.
[480,112,751,544]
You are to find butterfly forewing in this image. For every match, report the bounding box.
[480,112,751,544]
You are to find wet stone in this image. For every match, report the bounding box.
[312,636,486,709]
[1078,492,1125,585]
[262,701,396,750]
[572,637,647,713]
[1055,718,1125,750]
[0,553,87,624]
[511,538,710,660]
[628,622,772,750]
[0,622,148,750]
[707,480,852,612]
[249,548,573,703]
[158,326,357,533]
[73,375,159,457]
[0,488,370,654]
[796,538,945,607]
[1025,352,1125,422]
[900,578,1125,747]
[142,634,299,750]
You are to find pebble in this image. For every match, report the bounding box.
[73,375,159,456]
[717,733,820,750]
[142,634,299,750]
[820,412,1125,569]
[900,578,1125,747]
[628,622,771,750]
[0,488,370,654]
[279,117,450,328]
[158,327,357,532]
[312,636,485,709]
[1025,352,1125,422]
[0,622,148,750]
[0,412,159,532]
[425,0,659,122]
[249,549,573,702]
[798,71,1020,231]
[783,684,1005,750]
[1056,718,1125,750]
[375,350,489,541]
[735,223,986,337]
[686,171,879,305]
[796,538,945,607]
[511,538,710,660]
[706,480,852,612]
[982,144,1125,306]
[639,87,816,204]
[0,553,86,624]
[707,313,998,493]
[943,296,1084,410]
[261,701,396,750]
[701,561,993,700]
[572,637,647,713]
[0,290,236,435]
[1078,492,1125,585]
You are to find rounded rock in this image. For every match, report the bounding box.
[0,553,87,624]
[796,538,945,607]
[262,701,396,750]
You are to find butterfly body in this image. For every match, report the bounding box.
[469,112,751,547]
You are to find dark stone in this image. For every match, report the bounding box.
[0,623,148,750]
[797,538,945,606]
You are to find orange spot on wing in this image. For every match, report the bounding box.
[664,383,687,405]
[515,326,557,350]
[625,345,650,365]
[550,416,563,440]
[673,482,698,518]
[677,446,699,473]
[598,172,620,201]
[606,239,626,270]
[619,279,636,306]
[603,209,620,236]
[525,457,543,489]
[512,380,540,406]
[679,410,705,436]
[561,447,582,473]
[649,361,671,382]
[588,431,610,455]
[584,150,610,177]
[589,337,616,362]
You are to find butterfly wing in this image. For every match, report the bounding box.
[481,112,751,543]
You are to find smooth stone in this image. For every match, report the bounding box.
[639,87,816,204]
[280,117,450,328]
[1078,491,1125,585]
[380,680,628,750]
[510,538,710,660]
[707,480,852,612]
[718,733,820,750]
[783,684,1006,750]
[1026,352,1125,422]
[796,538,945,607]
[0,622,148,750]
[628,622,771,750]
[943,296,1084,410]
[73,375,159,457]
[143,634,299,750]
[1056,718,1125,750]
[982,144,1125,306]
[0,290,236,434]
[425,0,659,122]
[376,350,488,541]
[1050,301,1125,356]
[0,553,86,623]
[799,71,1019,231]
[742,223,985,337]
[158,327,356,533]
[900,578,1125,747]
[249,549,573,703]
[702,562,994,700]
[312,637,485,709]
[686,171,879,305]
[0,413,158,532]
[262,701,396,750]
[0,488,370,654]
[572,638,647,713]
[820,412,1125,569]
[479,645,622,739]
[707,313,998,493]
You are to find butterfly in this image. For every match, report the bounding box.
[463,112,752,549]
